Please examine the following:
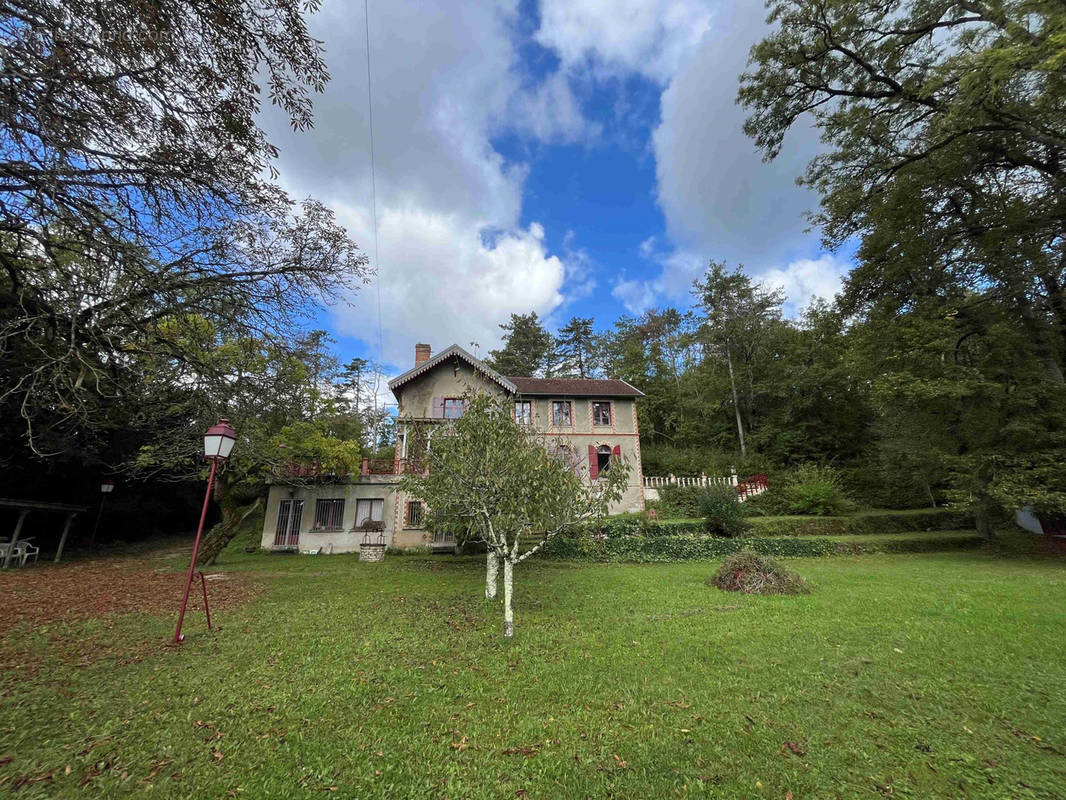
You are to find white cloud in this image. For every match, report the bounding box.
[535,0,713,83]
[758,254,850,317]
[261,0,591,371]
[536,2,832,313]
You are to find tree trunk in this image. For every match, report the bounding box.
[485,550,500,599]
[974,507,995,540]
[503,557,514,638]
[726,347,747,457]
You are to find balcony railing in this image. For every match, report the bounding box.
[359,458,427,476]
[274,458,428,480]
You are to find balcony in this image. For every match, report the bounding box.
[274,458,427,481]
[359,458,427,476]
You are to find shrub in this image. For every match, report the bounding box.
[782,464,853,516]
[708,550,810,595]
[657,485,702,518]
[696,484,750,537]
[740,486,794,516]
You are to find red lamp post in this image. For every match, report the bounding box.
[173,418,236,644]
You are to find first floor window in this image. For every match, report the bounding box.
[514,400,532,425]
[551,400,572,427]
[593,401,612,426]
[443,397,464,418]
[354,498,384,529]
[313,498,345,530]
[406,501,424,527]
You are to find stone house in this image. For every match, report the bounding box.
[260,343,646,553]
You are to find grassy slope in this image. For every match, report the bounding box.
[2,549,1065,798]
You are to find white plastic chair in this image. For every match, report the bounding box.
[17,538,38,566]
[0,541,24,568]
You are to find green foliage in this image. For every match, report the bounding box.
[708,550,810,595]
[745,509,973,537]
[554,316,602,378]
[486,312,555,377]
[542,532,837,562]
[783,464,853,516]
[696,483,750,537]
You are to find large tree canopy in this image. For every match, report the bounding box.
[0,0,370,455]
[738,0,1066,379]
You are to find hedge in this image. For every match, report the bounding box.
[540,533,838,562]
[746,509,972,537]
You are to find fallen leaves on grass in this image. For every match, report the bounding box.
[0,555,262,636]
[500,744,541,757]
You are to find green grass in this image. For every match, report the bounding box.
[2,546,1066,798]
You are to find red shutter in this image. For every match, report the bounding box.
[612,445,621,461]
[431,396,443,418]
[588,445,598,479]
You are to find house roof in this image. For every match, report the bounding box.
[509,377,645,397]
[388,344,517,397]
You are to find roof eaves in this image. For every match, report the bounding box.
[388,345,516,396]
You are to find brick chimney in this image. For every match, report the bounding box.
[414,343,431,366]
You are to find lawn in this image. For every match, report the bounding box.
[1,544,1065,798]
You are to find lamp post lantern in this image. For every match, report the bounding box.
[174,418,236,644]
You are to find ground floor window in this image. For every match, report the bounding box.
[597,445,612,475]
[312,498,345,530]
[354,498,384,529]
[274,499,303,547]
[406,500,424,528]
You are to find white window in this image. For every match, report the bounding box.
[551,400,572,427]
[354,498,384,529]
[514,401,532,425]
[443,398,464,419]
[593,402,611,426]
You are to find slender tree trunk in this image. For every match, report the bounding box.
[485,550,500,599]
[503,557,515,638]
[726,347,747,457]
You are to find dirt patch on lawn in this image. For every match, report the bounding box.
[0,555,263,636]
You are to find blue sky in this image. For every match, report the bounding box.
[261,1,853,376]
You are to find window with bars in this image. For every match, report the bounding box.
[514,400,532,425]
[551,400,572,427]
[274,499,303,547]
[354,498,384,529]
[406,501,424,528]
[312,498,345,530]
[593,402,612,426]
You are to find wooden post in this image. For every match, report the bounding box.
[54,511,77,563]
[4,509,29,568]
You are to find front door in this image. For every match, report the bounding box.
[274,499,303,547]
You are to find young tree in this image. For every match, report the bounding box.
[400,395,629,637]
[554,316,601,378]
[486,312,555,377]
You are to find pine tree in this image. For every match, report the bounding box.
[554,317,600,378]
[486,312,555,377]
